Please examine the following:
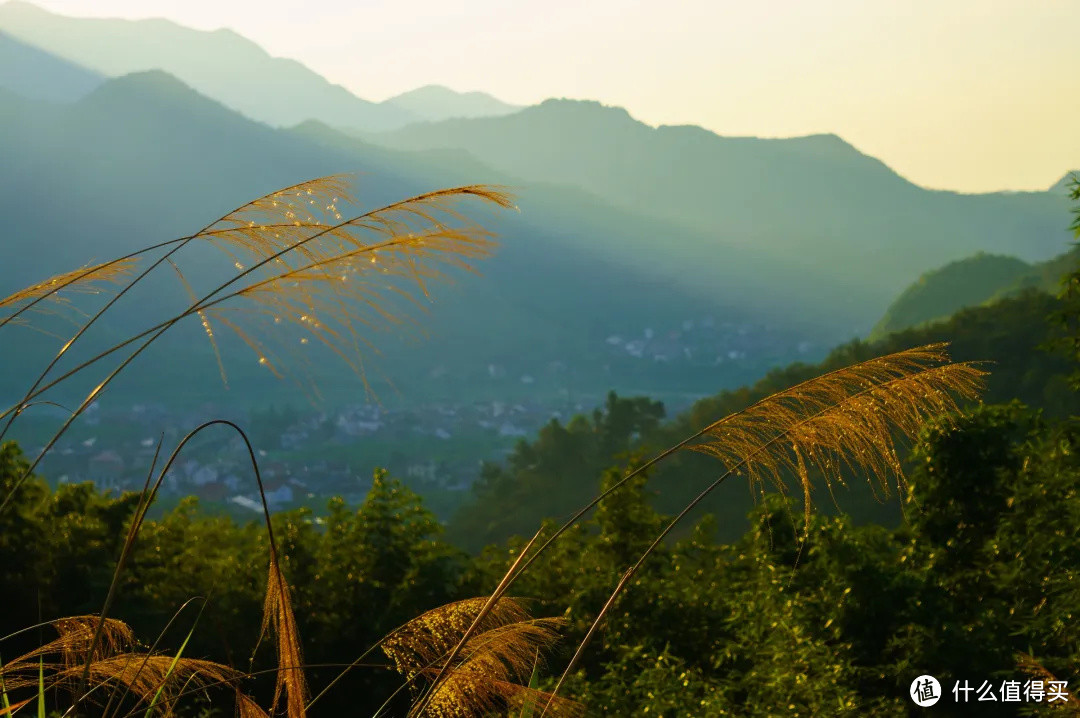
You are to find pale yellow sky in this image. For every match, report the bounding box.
[26,0,1080,193]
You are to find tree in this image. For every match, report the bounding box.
[1048,173,1080,388]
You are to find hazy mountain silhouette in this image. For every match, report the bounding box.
[0,0,416,130]
[370,99,1074,292]
[0,2,530,131]
[383,85,521,122]
[4,0,1070,310]
[0,29,102,102]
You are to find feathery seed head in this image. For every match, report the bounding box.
[382,598,580,717]
[686,344,986,528]
[186,177,512,398]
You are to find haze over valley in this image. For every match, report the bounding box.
[0,1,1075,517]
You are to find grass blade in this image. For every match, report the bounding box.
[36,657,43,718]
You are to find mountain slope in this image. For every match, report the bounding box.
[0,0,414,130]
[991,248,1078,299]
[383,85,521,122]
[869,247,1080,339]
[370,99,1074,300]
[0,29,102,102]
[869,253,1033,339]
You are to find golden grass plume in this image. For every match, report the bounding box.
[188,179,514,395]
[57,654,241,708]
[0,259,139,328]
[260,555,308,718]
[0,616,246,715]
[685,343,986,526]
[0,259,139,311]
[237,688,272,718]
[1,616,135,676]
[381,597,580,718]
[383,597,531,676]
[414,622,580,718]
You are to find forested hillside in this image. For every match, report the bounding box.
[871,245,1080,339]
[453,287,1076,550]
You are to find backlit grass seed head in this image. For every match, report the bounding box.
[418,624,581,718]
[0,259,139,311]
[189,179,513,396]
[260,555,308,718]
[0,259,139,330]
[57,654,241,709]
[0,617,247,715]
[381,597,580,717]
[382,597,532,677]
[1,616,136,674]
[685,344,986,527]
[237,689,272,718]
[52,616,137,668]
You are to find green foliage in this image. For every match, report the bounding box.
[0,441,139,631]
[869,252,1032,340]
[893,403,1080,712]
[1048,174,1080,388]
[300,469,463,644]
[5,393,1080,716]
[450,392,664,550]
[0,447,469,716]
[530,402,1080,716]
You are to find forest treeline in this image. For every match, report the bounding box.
[3,397,1079,715]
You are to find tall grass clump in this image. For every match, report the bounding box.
[0,172,988,716]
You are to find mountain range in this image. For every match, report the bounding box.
[382,85,520,122]
[0,1,1076,411]
[0,1,516,128]
[368,100,1074,299]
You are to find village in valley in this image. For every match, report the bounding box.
[16,316,816,519]
[24,397,568,518]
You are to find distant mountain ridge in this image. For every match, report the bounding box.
[368,98,1074,304]
[0,1,518,130]
[1052,172,1080,193]
[0,0,416,129]
[869,253,1033,340]
[0,29,103,102]
[383,85,521,122]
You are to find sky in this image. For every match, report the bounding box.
[26,0,1080,193]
